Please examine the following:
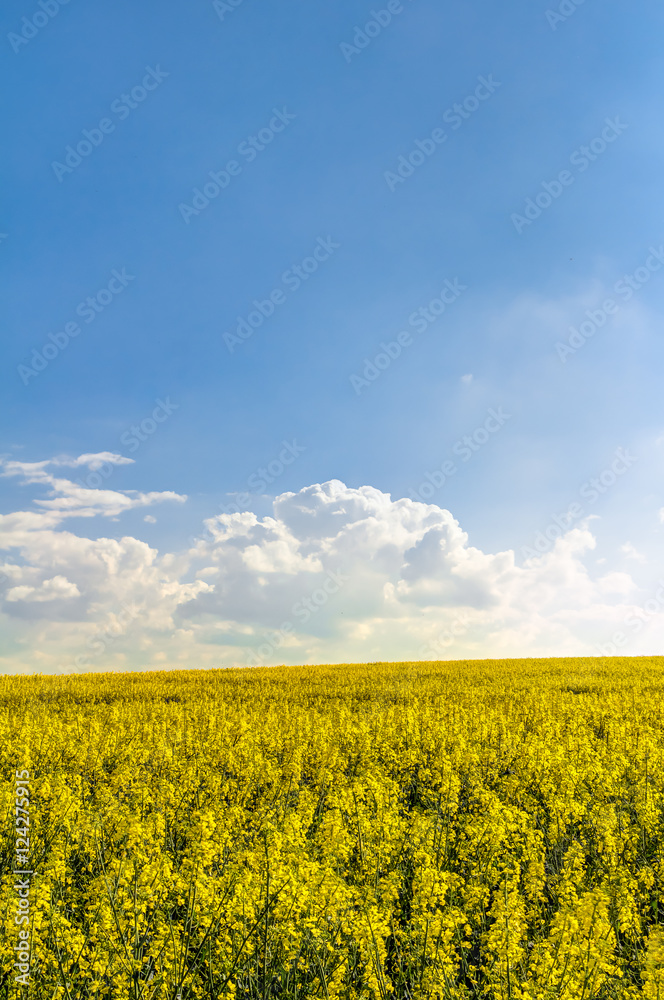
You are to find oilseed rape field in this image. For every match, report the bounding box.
[2,658,664,999]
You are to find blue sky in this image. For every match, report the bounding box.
[2,0,664,673]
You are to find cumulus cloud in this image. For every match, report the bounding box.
[6,575,81,603]
[0,459,652,674]
[0,454,201,667]
[177,480,644,666]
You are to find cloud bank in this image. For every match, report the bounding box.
[0,454,657,674]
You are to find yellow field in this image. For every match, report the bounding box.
[1,657,664,999]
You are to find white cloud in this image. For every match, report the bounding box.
[177,480,646,665]
[6,575,81,603]
[0,461,653,673]
[1,452,134,478]
[0,453,186,523]
[620,542,646,562]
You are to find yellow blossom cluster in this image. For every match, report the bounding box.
[0,656,663,998]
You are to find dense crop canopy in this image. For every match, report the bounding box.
[1,656,663,999]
